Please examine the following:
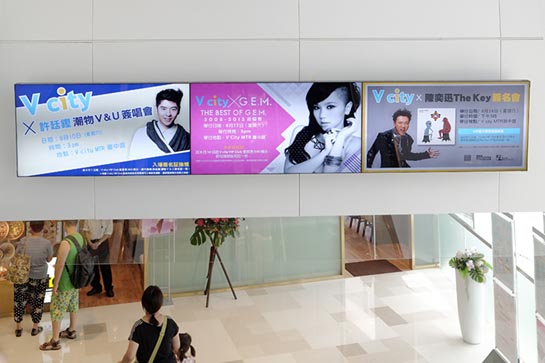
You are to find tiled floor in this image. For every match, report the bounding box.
[0,268,494,363]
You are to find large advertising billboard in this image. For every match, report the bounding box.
[16,81,530,176]
[15,83,191,176]
[190,82,362,174]
[363,81,529,172]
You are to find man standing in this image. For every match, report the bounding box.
[367,108,439,168]
[82,220,114,297]
[129,88,190,159]
[39,220,82,351]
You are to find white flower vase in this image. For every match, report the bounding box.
[455,270,485,344]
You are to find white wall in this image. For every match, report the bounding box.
[0,0,543,220]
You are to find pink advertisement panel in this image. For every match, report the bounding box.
[190,83,362,174]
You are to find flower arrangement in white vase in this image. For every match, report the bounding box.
[449,248,493,344]
[449,248,492,283]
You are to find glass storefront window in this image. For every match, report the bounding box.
[147,217,343,294]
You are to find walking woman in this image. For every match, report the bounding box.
[119,285,180,363]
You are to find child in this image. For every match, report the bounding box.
[179,332,196,363]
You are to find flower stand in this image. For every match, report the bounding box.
[455,269,486,344]
[204,244,237,308]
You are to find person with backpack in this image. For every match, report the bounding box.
[39,220,84,351]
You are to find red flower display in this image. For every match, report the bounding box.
[190,218,240,247]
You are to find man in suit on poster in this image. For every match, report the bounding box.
[367,108,439,168]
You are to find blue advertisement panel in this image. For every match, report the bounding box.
[15,83,190,176]
[363,81,529,172]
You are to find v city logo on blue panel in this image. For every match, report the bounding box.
[19,87,92,116]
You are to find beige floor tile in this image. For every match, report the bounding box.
[337,343,367,357]
[0,269,496,363]
[372,306,408,326]
[242,353,298,363]
[292,347,347,363]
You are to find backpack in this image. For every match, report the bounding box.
[64,235,97,289]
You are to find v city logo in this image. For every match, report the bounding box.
[19,87,92,116]
[372,88,415,106]
[195,95,271,108]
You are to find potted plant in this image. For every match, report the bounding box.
[190,218,240,247]
[190,218,241,307]
[449,248,492,344]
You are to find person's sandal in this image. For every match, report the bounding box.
[39,339,61,351]
[59,328,77,339]
[15,328,22,337]
[31,326,43,336]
